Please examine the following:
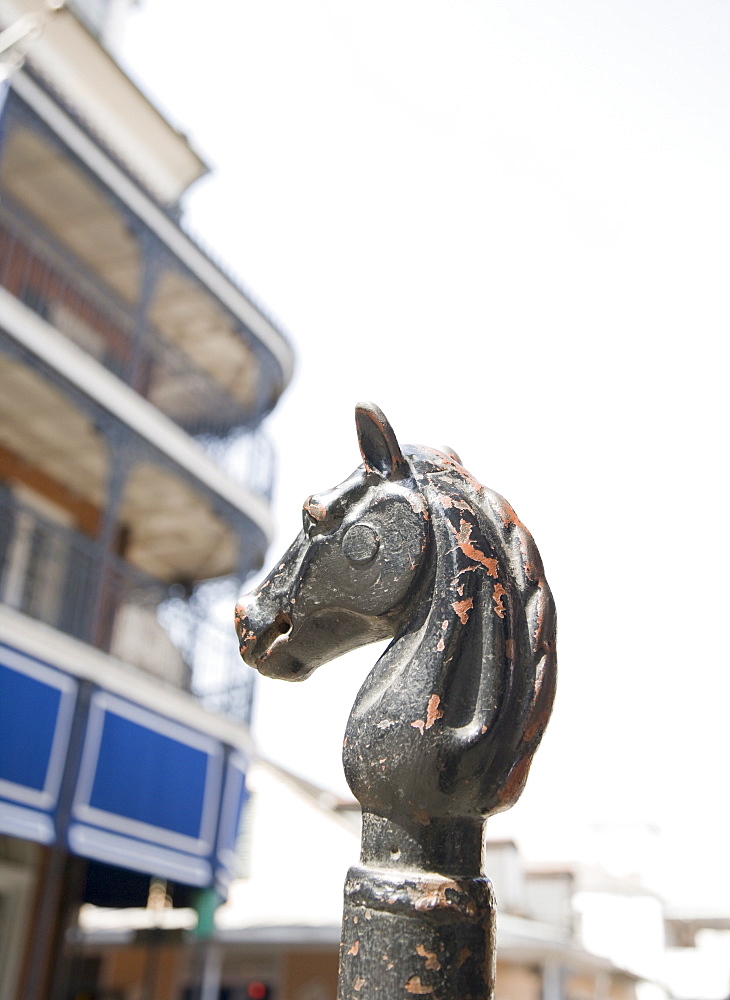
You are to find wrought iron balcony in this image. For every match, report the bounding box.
[0,204,274,500]
[0,486,254,723]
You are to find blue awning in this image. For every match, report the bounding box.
[0,642,248,893]
[0,644,77,845]
[215,749,249,895]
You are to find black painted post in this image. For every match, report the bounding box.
[337,819,495,999]
[236,403,556,1000]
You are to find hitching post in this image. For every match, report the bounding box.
[236,403,557,1000]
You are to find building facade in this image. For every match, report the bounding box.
[0,1,294,997]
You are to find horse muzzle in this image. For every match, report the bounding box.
[235,600,310,681]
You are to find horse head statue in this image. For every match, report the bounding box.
[235,403,556,876]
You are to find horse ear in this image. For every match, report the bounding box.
[355,402,408,479]
[441,445,463,464]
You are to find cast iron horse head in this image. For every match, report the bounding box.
[235,403,556,871]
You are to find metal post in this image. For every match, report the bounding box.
[338,821,496,999]
[235,403,557,1000]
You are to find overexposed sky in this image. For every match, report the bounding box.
[120,1,729,908]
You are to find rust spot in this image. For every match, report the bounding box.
[413,807,431,826]
[411,719,426,735]
[416,944,441,971]
[492,582,507,618]
[449,519,499,577]
[304,499,327,521]
[408,879,477,917]
[439,493,470,512]
[452,598,473,624]
[348,940,360,956]
[405,976,434,995]
[425,694,444,729]
[353,977,366,991]
[505,639,515,659]
[498,753,533,806]
[456,947,471,968]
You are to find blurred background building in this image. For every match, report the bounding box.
[0,0,293,996]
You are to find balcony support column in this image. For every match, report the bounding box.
[89,423,134,649]
[128,227,165,394]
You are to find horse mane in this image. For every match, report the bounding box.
[414,446,556,813]
[354,445,557,818]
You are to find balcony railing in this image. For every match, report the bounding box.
[0,486,254,723]
[0,204,274,498]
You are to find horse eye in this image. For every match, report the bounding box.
[342,523,380,564]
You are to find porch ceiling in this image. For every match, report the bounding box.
[149,271,259,412]
[0,127,141,302]
[2,128,261,413]
[0,356,107,506]
[122,463,236,583]
[0,358,237,582]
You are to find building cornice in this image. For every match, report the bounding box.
[0,0,209,201]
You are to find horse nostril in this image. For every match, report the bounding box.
[275,612,292,635]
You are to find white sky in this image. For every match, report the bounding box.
[120,1,729,909]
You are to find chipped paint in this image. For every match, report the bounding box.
[456,947,472,968]
[404,975,434,995]
[492,582,507,618]
[497,752,533,807]
[416,945,441,971]
[448,518,499,577]
[411,719,426,735]
[408,880,477,918]
[451,597,473,624]
[348,940,360,956]
[425,694,444,729]
[438,493,471,513]
[353,977,366,991]
[304,498,327,521]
